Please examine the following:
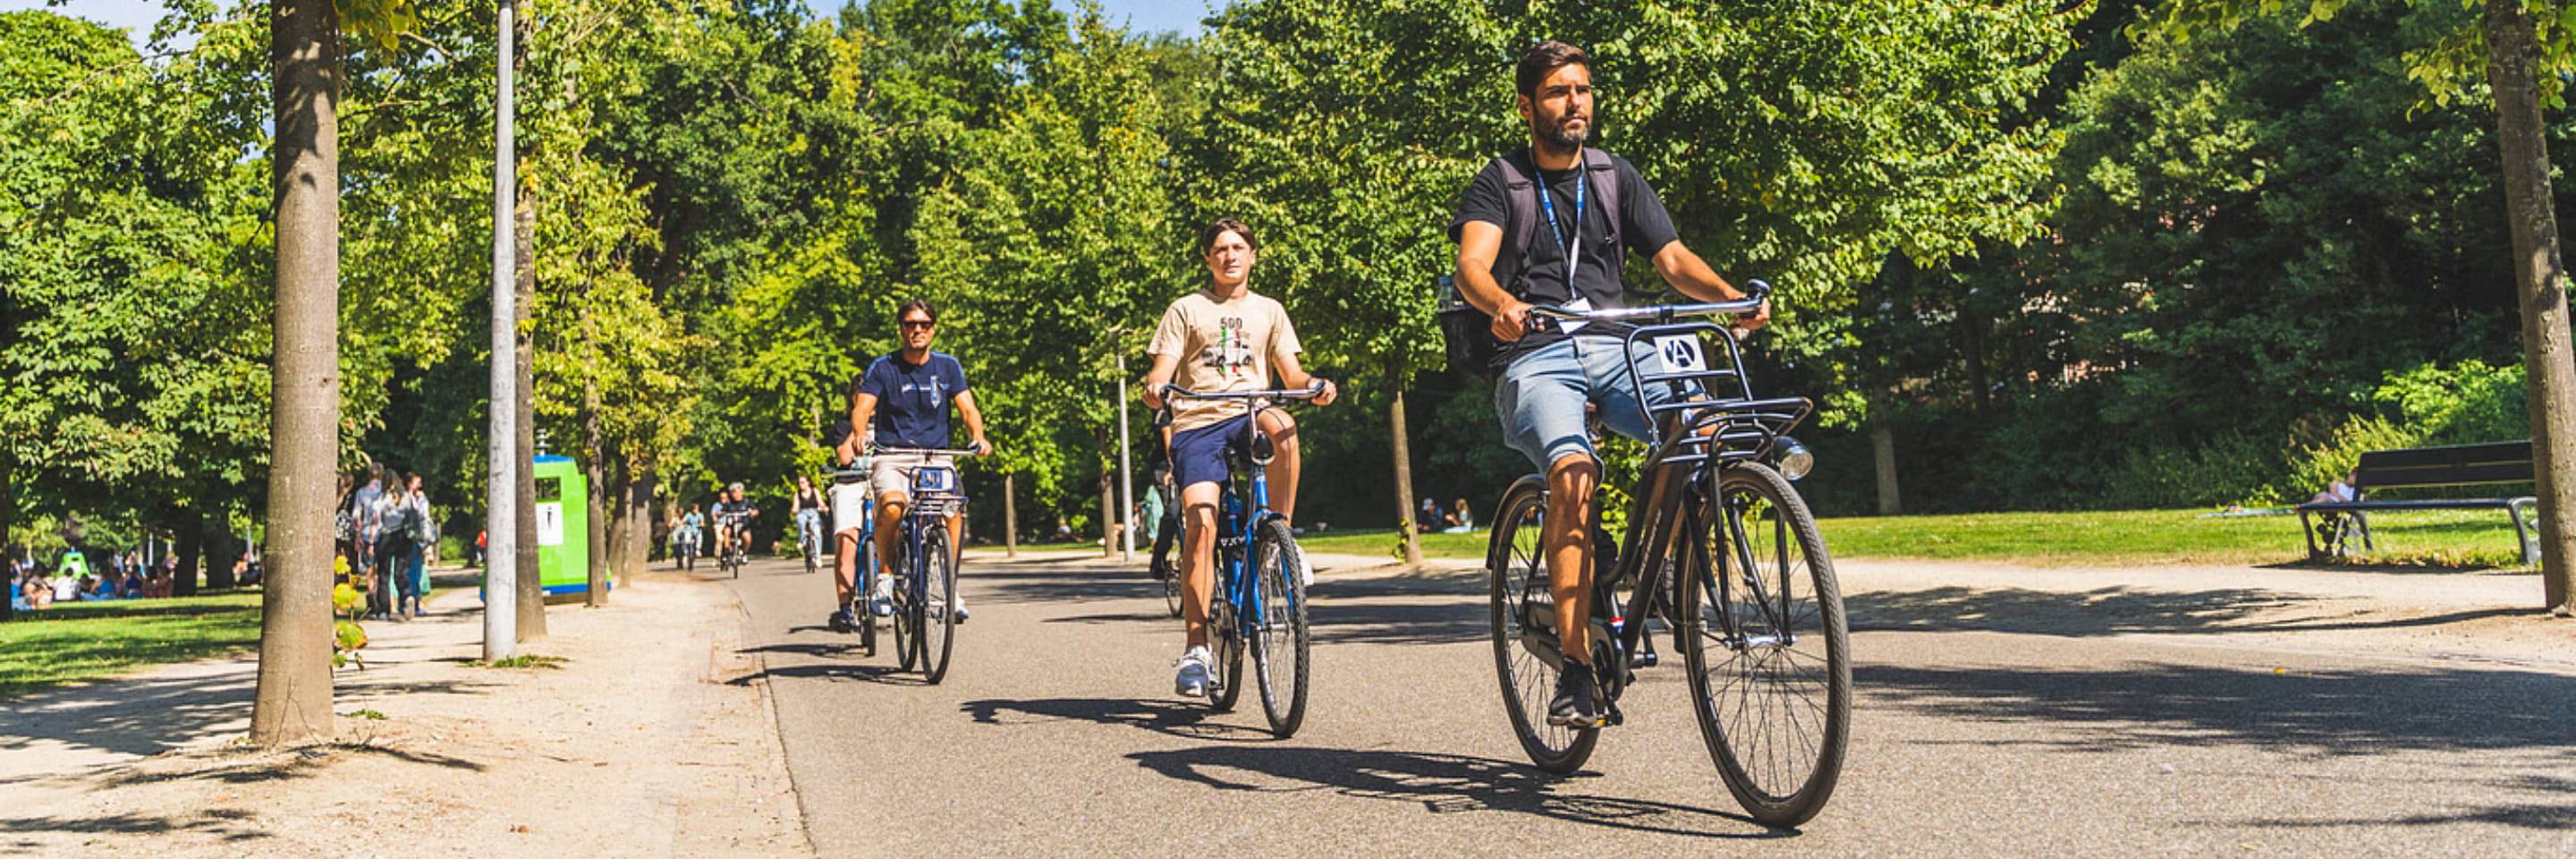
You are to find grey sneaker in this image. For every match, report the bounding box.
[1548,665,1603,727]
[1174,646,1213,698]
[869,579,895,617]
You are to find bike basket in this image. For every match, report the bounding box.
[910,464,959,495]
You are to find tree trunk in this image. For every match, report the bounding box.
[251,0,340,746]
[199,515,235,591]
[1003,472,1017,557]
[1099,469,1115,557]
[1872,411,1902,516]
[1,451,12,623]
[174,522,203,593]
[1387,367,1423,567]
[582,298,608,606]
[2485,1,2576,615]
[623,468,654,583]
[203,514,242,592]
[513,149,545,638]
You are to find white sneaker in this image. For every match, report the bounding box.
[1174,646,1213,698]
[953,592,970,624]
[869,578,894,617]
[1299,554,1315,589]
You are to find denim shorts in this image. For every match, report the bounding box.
[1170,414,1258,490]
[1493,336,1696,470]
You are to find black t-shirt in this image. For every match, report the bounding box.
[1449,150,1682,368]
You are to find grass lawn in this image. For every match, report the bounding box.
[1,591,265,698]
[1295,507,2531,569]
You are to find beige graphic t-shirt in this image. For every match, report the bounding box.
[1148,289,1303,432]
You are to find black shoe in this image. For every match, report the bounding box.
[828,608,855,633]
[1548,665,1603,727]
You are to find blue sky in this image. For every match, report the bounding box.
[2,0,1214,49]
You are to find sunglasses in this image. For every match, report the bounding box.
[900,319,936,329]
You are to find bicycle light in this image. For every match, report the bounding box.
[1775,436,1815,481]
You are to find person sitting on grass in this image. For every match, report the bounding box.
[145,567,173,599]
[86,574,114,601]
[118,568,145,599]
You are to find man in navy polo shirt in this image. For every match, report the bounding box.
[845,299,992,626]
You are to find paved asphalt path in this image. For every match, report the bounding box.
[722,550,2576,857]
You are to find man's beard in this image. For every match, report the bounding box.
[1538,112,1589,151]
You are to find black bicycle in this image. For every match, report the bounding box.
[1484,283,1851,827]
[716,512,751,579]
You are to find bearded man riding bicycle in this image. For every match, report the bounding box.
[1450,40,1767,728]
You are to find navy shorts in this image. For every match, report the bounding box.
[1170,415,1258,490]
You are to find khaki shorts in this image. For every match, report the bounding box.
[870,455,959,502]
[829,481,870,535]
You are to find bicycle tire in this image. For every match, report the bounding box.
[892,539,919,674]
[1250,518,1310,738]
[1679,462,1850,828]
[1208,572,1245,714]
[920,525,959,685]
[1487,477,1597,773]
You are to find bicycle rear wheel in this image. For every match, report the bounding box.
[1250,518,1310,738]
[920,525,960,685]
[1207,570,1245,714]
[1487,478,1597,773]
[1679,462,1850,828]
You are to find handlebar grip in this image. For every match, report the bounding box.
[1741,278,1772,306]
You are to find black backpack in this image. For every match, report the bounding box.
[1440,148,1624,380]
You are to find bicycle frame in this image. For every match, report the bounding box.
[1161,387,1318,644]
[1522,297,1815,714]
[873,447,975,612]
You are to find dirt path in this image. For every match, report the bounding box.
[0,570,806,858]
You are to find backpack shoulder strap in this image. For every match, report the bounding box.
[1583,148,1623,252]
[1489,151,1540,298]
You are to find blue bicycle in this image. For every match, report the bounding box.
[874,446,977,685]
[827,464,879,657]
[1162,385,1320,738]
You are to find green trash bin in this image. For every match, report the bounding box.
[532,455,597,598]
[484,455,598,601]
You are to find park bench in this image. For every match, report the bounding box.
[2298,440,2538,565]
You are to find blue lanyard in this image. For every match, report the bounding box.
[1534,163,1585,296]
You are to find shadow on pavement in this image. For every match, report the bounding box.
[728,661,924,686]
[961,696,1279,742]
[0,807,269,852]
[1862,661,2576,757]
[0,675,496,765]
[1848,585,2537,638]
[1125,745,1786,838]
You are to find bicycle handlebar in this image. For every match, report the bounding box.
[1159,381,1330,403]
[869,444,984,458]
[1527,278,1772,325]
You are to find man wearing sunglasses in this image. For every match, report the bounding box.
[839,299,993,630]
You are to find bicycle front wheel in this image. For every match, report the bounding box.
[920,525,960,685]
[1487,478,1597,773]
[892,540,919,674]
[1679,462,1850,828]
[1250,518,1310,738]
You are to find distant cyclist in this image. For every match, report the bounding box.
[842,299,993,630]
[1449,41,1767,727]
[792,474,831,572]
[1140,217,1337,699]
[713,483,758,562]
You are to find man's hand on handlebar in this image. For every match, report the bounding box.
[969,437,994,458]
[1309,378,1339,407]
[1491,297,1535,343]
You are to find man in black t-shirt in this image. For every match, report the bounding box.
[1448,40,1768,728]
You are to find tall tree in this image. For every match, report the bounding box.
[252,0,347,747]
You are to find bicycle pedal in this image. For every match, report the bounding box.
[1603,700,1626,727]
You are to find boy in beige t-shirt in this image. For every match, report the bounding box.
[1140,217,1338,699]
